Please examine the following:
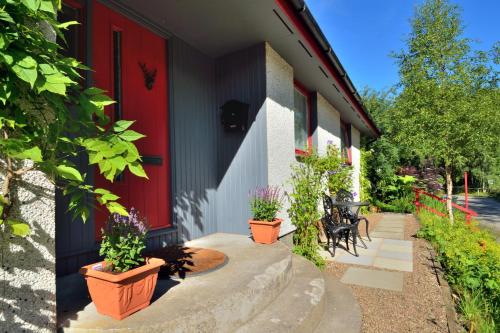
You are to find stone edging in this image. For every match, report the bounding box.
[427,245,461,333]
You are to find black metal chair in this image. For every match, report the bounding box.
[322,194,359,257]
[335,189,371,247]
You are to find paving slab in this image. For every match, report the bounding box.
[377,221,405,226]
[373,226,405,232]
[374,257,413,272]
[380,243,413,253]
[335,254,375,266]
[370,231,404,240]
[353,247,378,256]
[383,239,413,247]
[341,267,404,291]
[378,250,413,261]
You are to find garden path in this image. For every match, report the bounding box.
[320,213,412,291]
[323,213,450,332]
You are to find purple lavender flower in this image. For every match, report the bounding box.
[250,186,284,221]
[104,207,149,237]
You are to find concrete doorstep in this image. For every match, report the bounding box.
[57,233,363,333]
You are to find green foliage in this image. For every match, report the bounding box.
[0,194,30,236]
[459,290,496,333]
[312,146,353,196]
[360,88,416,212]
[99,208,148,273]
[372,175,416,213]
[288,153,325,269]
[249,186,283,222]
[359,148,372,213]
[0,0,148,239]
[288,147,353,268]
[417,210,500,331]
[391,0,499,219]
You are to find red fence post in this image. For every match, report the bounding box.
[415,189,420,214]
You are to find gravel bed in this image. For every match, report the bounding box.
[325,214,450,333]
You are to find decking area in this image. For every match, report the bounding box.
[57,233,361,333]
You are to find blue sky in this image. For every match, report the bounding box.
[307,0,500,92]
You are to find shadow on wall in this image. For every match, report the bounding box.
[213,43,268,235]
[1,173,56,333]
[174,189,210,242]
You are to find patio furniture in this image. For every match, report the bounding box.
[322,194,359,257]
[334,189,371,247]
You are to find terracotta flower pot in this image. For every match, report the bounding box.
[80,257,165,320]
[248,218,282,244]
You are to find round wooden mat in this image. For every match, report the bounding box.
[147,246,227,279]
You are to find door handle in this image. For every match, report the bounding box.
[142,155,163,166]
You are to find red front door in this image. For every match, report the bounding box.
[92,1,170,238]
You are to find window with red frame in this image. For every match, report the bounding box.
[293,83,311,155]
[340,121,352,164]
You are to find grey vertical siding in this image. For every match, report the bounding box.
[55,0,97,276]
[169,37,218,241]
[56,34,269,275]
[215,43,268,234]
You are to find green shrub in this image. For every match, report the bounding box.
[100,208,148,273]
[313,146,353,196]
[249,186,283,222]
[288,153,325,268]
[459,289,496,333]
[417,211,500,332]
[360,149,373,213]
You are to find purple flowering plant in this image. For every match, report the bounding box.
[249,186,284,222]
[99,208,149,272]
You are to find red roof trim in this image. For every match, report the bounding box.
[275,0,380,137]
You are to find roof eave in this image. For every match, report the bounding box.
[284,0,381,137]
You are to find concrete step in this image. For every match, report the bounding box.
[236,255,326,333]
[315,272,362,333]
[58,233,293,333]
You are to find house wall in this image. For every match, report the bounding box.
[169,37,218,242]
[0,166,56,333]
[1,21,57,333]
[351,126,361,201]
[264,43,296,236]
[315,92,341,155]
[215,43,268,235]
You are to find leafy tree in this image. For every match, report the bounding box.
[391,0,499,221]
[0,0,147,238]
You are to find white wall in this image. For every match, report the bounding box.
[315,92,362,202]
[315,92,341,156]
[0,163,56,333]
[351,126,361,202]
[263,44,365,233]
[264,43,296,236]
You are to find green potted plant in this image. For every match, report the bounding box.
[80,208,164,320]
[248,186,284,244]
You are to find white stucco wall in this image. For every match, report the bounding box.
[315,92,341,156]
[264,43,296,236]
[0,22,56,333]
[351,126,361,202]
[0,164,56,333]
